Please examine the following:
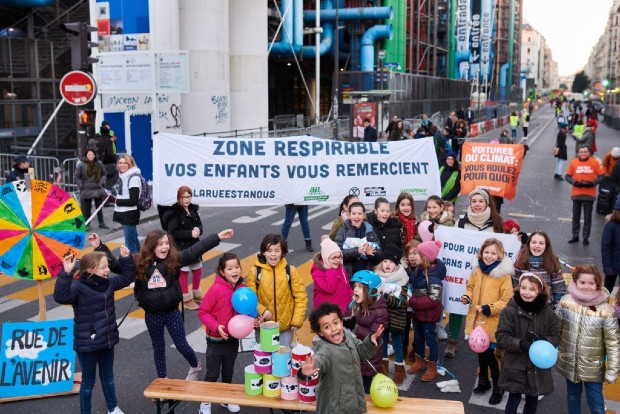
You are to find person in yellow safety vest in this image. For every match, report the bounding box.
[573,119,585,140]
[521,111,530,138]
[510,112,519,139]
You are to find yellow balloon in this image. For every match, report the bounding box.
[370,373,399,408]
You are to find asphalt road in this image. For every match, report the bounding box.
[1,103,618,414]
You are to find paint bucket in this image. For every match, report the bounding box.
[259,321,280,352]
[262,373,281,398]
[280,376,299,400]
[291,343,312,376]
[244,365,263,396]
[272,346,292,377]
[298,375,319,403]
[253,344,272,374]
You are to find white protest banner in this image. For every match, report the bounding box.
[434,226,522,315]
[153,134,441,206]
[0,319,75,398]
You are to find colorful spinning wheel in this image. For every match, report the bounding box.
[0,179,85,280]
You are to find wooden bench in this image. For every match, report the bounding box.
[144,378,465,414]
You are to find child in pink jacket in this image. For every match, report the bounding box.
[311,238,353,313]
[197,253,247,414]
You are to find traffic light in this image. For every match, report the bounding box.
[78,109,96,127]
[603,79,610,88]
[61,22,99,70]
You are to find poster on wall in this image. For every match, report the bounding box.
[454,0,497,82]
[351,102,378,140]
[0,320,75,398]
[96,0,150,52]
[97,52,152,93]
[155,52,189,93]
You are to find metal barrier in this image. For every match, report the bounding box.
[61,157,80,195]
[0,153,61,186]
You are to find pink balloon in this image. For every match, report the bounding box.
[418,220,434,242]
[468,325,490,353]
[227,315,255,339]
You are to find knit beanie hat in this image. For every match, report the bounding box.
[446,151,457,159]
[611,147,620,158]
[320,238,341,263]
[504,219,520,232]
[468,188,490,204]
[417,240,442,262]
[381,246,402,265]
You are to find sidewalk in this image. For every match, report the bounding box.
[85,202,160,244]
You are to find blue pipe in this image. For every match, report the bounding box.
[293,0,303,50]
[303,6,392,22]
[300,0,333,58]
[270,0,300,55]
[361,24,393,72]
[499,63,509,87]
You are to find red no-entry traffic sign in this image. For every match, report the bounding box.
[59,70,97,106]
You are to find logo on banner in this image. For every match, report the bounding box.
[349,187,361,196]
[400,187,429,195]
[364,187,386,197]
[304,187,329,202]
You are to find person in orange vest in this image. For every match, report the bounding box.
[565,145,604,245]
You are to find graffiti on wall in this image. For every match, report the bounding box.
[102,93,182,132]
[211,96,229,125]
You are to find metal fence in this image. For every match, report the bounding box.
[0,153,80,196]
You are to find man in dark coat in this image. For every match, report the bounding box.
[363,118,377,142]
[95,120,118,190]
[6,154,31,182]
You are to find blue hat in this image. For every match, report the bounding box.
[446,152,457,159]
[14,154,30,163]
[101,120,110,127]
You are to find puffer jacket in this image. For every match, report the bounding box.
[311,253,352,313]
[556,287,620,384]
[376,264,409,332]
[197,275,245,341]
[53,255,135,353]
[135,234,221,313]
[245,257,308,331]
[349,296,388,377]
[464,257,514,342]
[602,219,620,276]
[408,260,446,323]
[74,160,106,200]
[366,211,404,252]
[301,329,381,414]
[335,220,380,276]
[166,202,203,251]
[496,293,560,396]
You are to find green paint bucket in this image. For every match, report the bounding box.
[259,321,280,352]
[244,365,263,395]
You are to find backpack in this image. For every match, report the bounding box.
[129,173,152,211]
[255,264,292,293]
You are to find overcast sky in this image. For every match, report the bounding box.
[522,0,614,77]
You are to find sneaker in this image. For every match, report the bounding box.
[199,402,211,414]
[435,322,448,340]
[99,222,110,230]
[220,404,241,413]
[108,408,125,414]
[186,362,201,381]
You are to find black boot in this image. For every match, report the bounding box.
[305,239,314,252]
[488,381,504,405]
[472,376,491,394]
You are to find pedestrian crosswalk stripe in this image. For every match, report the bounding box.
[0,297,27,313]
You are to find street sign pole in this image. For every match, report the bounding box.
[27,100,65,156]
[59,70,97,158]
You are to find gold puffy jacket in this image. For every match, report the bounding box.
[245,257,308,332]
[556,292,620,384]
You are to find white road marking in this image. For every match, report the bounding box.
[0,298,27,314]
[272,205,336,226]
[233,207,280,224]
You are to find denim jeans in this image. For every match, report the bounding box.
[555,158,565,176]
[122,224,140,253]
[281,205,310,240]
[78,348,117,414]
[566,379,605,414]
[382,330,404,363]
[413,320,438,361]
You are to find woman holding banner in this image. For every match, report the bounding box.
[444,188,505,358]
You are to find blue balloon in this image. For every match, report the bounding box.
[231,287,258,317]
[529,340,558,369]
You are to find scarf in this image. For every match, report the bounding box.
[478,259,501,274]
[80,272,110,292]
[514,292,547,313]
[465,207,492,229]
[567,282,608,307]
[399,213,416,243]
[529,255,543,269]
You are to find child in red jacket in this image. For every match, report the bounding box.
[197,253,247,414]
